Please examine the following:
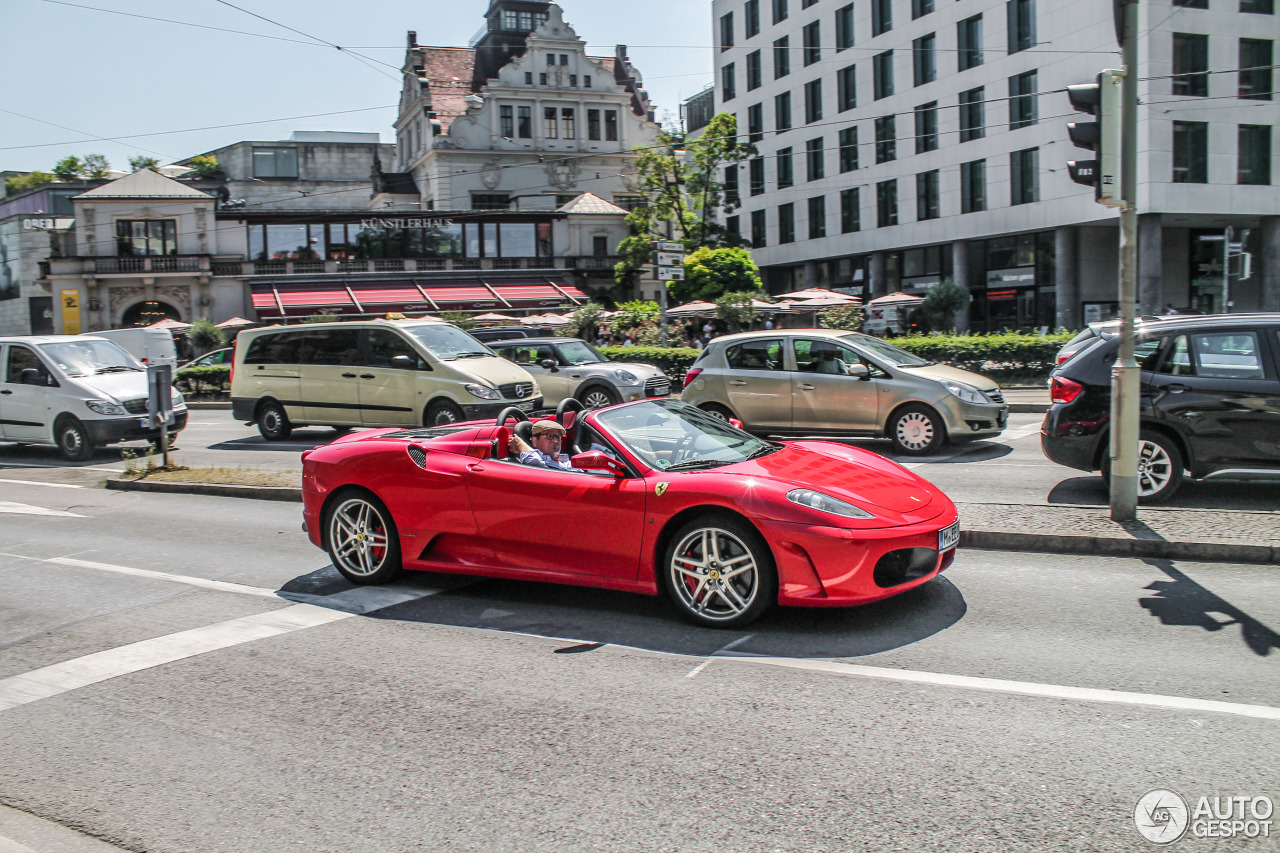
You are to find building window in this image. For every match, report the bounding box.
[1009,71,1037,128]
[839,126,859,171]
[725,165,741,206]
[916,170,940,220]
[569,74,577,87]
[588,109,601,140]
[959,87,985,142]
[775,91,793,131]
[806,137,825,180]
[777,148,795,188]
[957,15,983,71]
[1010,147,1038,204]
[805,78,824,122]
[841,187,860,232]
[914,102,938,153]
[779,203,796,244]
[746,0,761,37]
[727,215,741,239]
[752,209,768,247]
[875,115,896,163]
[749,157,766,195]
[1241,0,1273,13]
[525,72,533,85]
[518,106,532,138]
[1239,38,1273,99]
[836,4,855,50]
[808,196,827,239]
[872,0,892,36]
[1239,124,1273,184]
[561,108,576,139]
[912,0,934,18]
[773,0,789,25]
[1173,121,1209,182]
[1172,33,1209,96]
[874,51,894,100]
[747,50,763,90]
[116,220,177,256]
[584,75,592,88]
[803,21,822,65]
[252,147,298,178]
[544,107,559,139]
[838,64,857,111]
[1008,0,1035,53]
[748,104,764,143]
[1173,0,1207,7]
[722,63,737,101]
[720,12,734,50]
[472,194,511,210]
[774,36,791,78]
[605,111,618,141]
[913,33,936,86]
[960,159,986,212]
[500,105,514,138]
[877,179,898,227]
[539,73,548,85]
[547,53,556,66]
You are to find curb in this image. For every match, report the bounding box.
[105,478,301,502]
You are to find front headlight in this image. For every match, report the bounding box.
[942,380,985,405]
[465,383,501,400]
[171,387,185,406]
[86,399,126,415]
[786,489,875,519]
[614,369,638,383]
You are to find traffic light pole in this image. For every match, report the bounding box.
[1109,0,1141,521]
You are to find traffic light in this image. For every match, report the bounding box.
[1066,69,1124,208]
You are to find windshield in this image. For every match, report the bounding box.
[839,333,931,367]
[40,339,142,377]
[594,399,776,471]
[559,340,606,365]
[402,324,494,361]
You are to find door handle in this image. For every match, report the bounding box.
[359,374,375,379]
[1166,384,1190,393]
[0,389,11,395]
[729,380,748,387]
[468,464,485,472]
[341,373,357,378]
[798,384,815,391]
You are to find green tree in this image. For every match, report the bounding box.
[715,291,763,332]
[53,156,84,181]
[4,172,54,194]
[608,300,663,345]
[188,318,226,354]
[817,304,865,332]
[562,301,608,339]
[674,246,762,303]
[82,154,111,179]
[440,311,475,330]
[129,156,160,172]
[922,278,970,331]
[186,155,222,178]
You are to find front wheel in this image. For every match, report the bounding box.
[56,416,95,462]
[425,400,464,426]
[664,516,776,628]
[257,400,293,441]
[889,405,946,456]
[1102,430,1184,504]
[579,385,619,409]
[325,491,404,584]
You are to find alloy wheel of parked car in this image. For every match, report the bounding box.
[580,385,619,409]
[890,405,945,455]
[664,516,776,628]
[257,400,293,441]
[325,491,404,584]
[1104,431,1184,503]
[57,416,94,462]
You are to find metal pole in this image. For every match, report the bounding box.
[1109,0,1141,522]
[1223,225,1234,312]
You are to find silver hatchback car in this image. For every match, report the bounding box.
[680,329,1008,454]
[489,337,671,409]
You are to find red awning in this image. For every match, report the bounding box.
[250,278,585,320]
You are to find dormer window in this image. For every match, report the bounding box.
[584,75,592,88]
[570,74,577,87]
[525,72,533,84]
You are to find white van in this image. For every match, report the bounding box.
[88,327,178,366]
[229,318,542,439]
[0,335,188,461]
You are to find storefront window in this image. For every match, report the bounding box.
[499,223,538,257]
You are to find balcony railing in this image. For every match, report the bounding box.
[202,257,621,277]
[568,256,621,272]
[92,255,206,274]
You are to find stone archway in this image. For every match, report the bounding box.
[120,300,182,327]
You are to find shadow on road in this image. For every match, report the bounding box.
[209,430,342,452]
[279,565,967,659]
[1049,476,1280,511]
[1139,558,1280,657]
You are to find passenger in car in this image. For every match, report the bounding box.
[811,344,850,375]
[509,419,582,472]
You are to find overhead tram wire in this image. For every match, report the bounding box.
[38,0,324,47]
[0,106,177,161]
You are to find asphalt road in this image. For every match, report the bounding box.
[1,483,1277,852]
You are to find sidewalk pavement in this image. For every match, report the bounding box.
[1002,386,1049,413]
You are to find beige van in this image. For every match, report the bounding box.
[229,319,541,439]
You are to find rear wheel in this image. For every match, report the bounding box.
[580,385,619,409]
[889,404,946,456]
[56,416,94,462]
[698,403,734,422]
[1102,430,1184,503]
[325,490,403,584]
[425,400,464,426]
[257,400,292,441]
[664,515,776,628]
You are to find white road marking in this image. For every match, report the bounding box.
[0,463,125,473]
[716,656,1280,722]
[993,423,1045,443]
[0,479,84,489]
[0,502,83,518]
[686,633,755,678]
[45,556,281,600]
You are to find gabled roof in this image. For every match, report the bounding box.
[73,169,213,200]
[557,192,628,214]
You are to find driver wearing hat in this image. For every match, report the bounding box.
[510,419,581,472]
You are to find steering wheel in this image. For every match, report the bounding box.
[495,407,530,426]
[669,429,701,466]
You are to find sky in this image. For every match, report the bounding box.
[1,0,714,174]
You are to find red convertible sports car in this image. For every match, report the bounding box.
[301,398,960,628]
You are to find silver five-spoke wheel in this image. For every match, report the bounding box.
[326,493,403,584]
[665,518,775,627]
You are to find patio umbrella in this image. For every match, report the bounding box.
[865,291,925,306]
[472,312,520,323]
[148,318,192,333]
[665,300,718,317]
[215,316,256,328]
[776,287,856,300]
[788,294,863,308]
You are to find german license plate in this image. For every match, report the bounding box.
[139,417,152,428]
[938,521,960,551]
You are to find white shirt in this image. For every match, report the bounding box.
[518,448,577,472]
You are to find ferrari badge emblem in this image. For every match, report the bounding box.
[655,482,670,497]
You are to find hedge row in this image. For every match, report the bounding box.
[176,365,230,394]
[599,346,702,382]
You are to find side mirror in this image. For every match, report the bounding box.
[570,450,626,477]
[539,359,559,372]
[847,363,870,380]
[20,368,48,386]
[389,355,416,370]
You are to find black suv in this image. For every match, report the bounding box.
[1041,314,1280,502]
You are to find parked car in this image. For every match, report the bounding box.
[178,347,233,371]
[468,326,558,343]
[301,397,960,628]
[487,337,671,409]
[0,335,187,461]
[680,329,1007,455]
[1042,313,1280,502]
[230,318,541,439]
